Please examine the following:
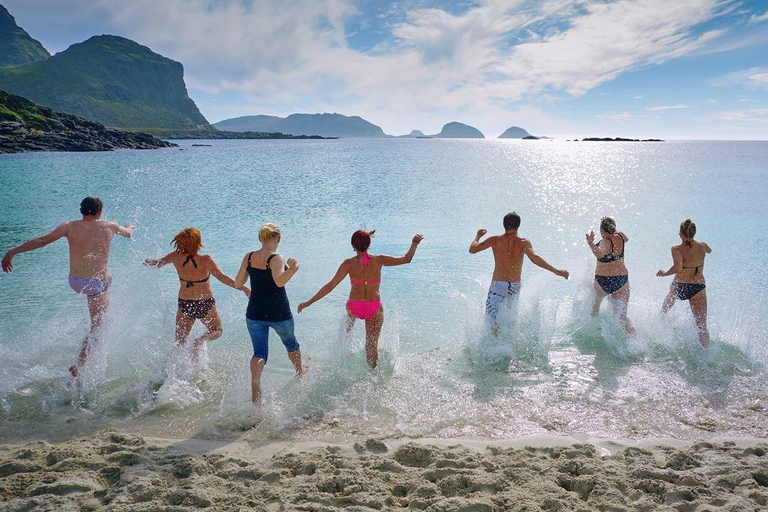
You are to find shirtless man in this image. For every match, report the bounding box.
[469,212,569,332]
[2,197,133,377]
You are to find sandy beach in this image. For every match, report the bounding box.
[1,429,767,511]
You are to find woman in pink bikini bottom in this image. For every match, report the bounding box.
[298,230,423,368]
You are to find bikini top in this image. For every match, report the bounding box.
[681,241,704,276]
[350,251,381,286]
[179,254,210,288]
[596,234,625,263]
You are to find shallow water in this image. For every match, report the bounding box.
[0,139,767,443]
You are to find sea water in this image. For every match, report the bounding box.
[0,139,766,443]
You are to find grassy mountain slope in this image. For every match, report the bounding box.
[0,5,50,66]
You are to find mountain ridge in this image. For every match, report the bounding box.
[214,113,387,138]
[0,5,50,67]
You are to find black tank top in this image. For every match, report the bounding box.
[246,253,292,322]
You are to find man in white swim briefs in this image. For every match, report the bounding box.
[2,196,134,377]
[469,212,569,334]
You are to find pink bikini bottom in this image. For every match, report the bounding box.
[346,300,382,320]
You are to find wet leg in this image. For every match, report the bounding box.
[612,283,636,337]
[174,309,195,347]
[364,306,384,368]
[70,291,109,377]
[661,287,677,314]
[193,306,223,360]
[592,280,607,317]
[689,290,709,349]
[250,357,265,404]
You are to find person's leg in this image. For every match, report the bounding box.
[612,282,636,336]
[364,306,384,368]
[592,279,607,317]
[661,286,677,314]
[485,285,503,336]
[689,290,709,349]
[250,357,265,404]
[271,318,305,375]
[246,318,270,404]
[193,305,223,361]
[175,308,195,347]
[70,290,109,377]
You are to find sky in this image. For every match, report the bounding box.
[5,0,768,139]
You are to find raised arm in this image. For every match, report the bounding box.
[110,222,134,238]
[656,247,683,277]
[469,229,493,254]
[204,255,250,297]
[2,222,68,272]
[269,254,300,287]
[523,240,569,279]
[585,230,609,258]
[297,260,350,313]
[143,251,177,268]
[378,234,424,266]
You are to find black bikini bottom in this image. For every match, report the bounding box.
[595,275,628,295]
[673,282,706,301]
[178,298,216,319]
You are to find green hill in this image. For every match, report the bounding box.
[0,35,208,130]
[214,113,388,138]
[0,5,50,67]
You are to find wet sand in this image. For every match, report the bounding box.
[2,429,768,511]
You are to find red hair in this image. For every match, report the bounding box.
[172,227,203,255]
[351,229,375,252]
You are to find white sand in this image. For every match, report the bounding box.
[2,429,768,511]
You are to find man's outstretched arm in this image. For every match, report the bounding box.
[2,223,69,272]
[523,241,569,279]
[469,229,494,254]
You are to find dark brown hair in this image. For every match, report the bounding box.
[503,212,521,230]
[80,196,103,216]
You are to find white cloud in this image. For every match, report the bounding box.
[707,99,717,103]
[633,95,643,99]
[709,67,768,90]
[59,0,735,133]
[646,104,691,111]
[748,11,768,24]
[597,111,634,121]
[715,108,768,123]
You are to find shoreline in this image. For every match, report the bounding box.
[2,429,767,511]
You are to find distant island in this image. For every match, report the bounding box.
[147,127,334,140]
[498,126,531,138]
[431,122,484,138]
[0,89,175,153]
[214,113,386,138]
[398,130,426,138]
[579,137,664,142]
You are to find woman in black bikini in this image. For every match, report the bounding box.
[586,217,635,335]
[657,219,712,348]
[144,228,249,359]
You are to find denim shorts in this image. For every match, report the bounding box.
[246,317,300,363]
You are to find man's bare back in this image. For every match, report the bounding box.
[66,219,127,279]
[488,233,528,282]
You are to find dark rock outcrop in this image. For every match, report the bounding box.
[0,5,50,67]
[0,90,175,153]
[581,137,664,142]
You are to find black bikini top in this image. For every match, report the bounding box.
[681,241,704,276]
[179,254,210,288]
[596,234,625,263]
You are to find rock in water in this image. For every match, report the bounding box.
[0,89,176,153]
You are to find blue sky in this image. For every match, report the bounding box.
[5,0,768,138]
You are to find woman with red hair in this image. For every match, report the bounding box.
[298,230,423,368]
[144,228,249,359]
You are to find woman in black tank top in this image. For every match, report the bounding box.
[234,223,305,404]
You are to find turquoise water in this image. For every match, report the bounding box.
[1,139,767,443]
